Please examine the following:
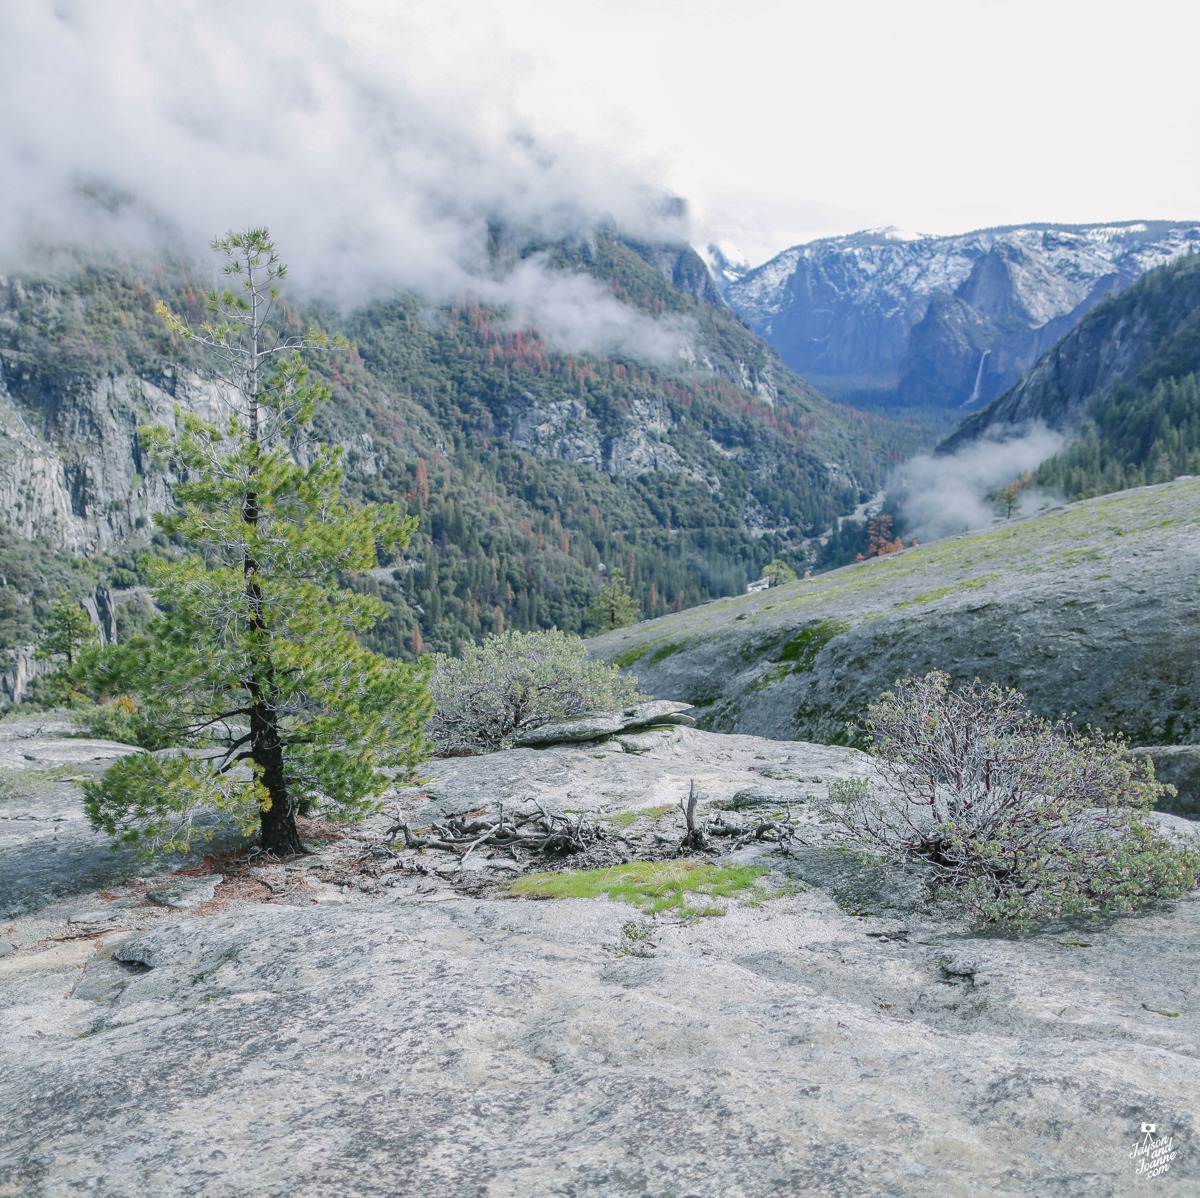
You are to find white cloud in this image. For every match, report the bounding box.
[0,0,689,353]
[892,424,1068,542]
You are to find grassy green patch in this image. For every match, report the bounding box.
[611,645,650,669]
[777,619,849,668]
[648,640,685,665]
[893,575,1000,609]
[752,620,850,689]
[508,861,768,917]
[601,804,676,830]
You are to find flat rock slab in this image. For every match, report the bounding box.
[0,730,248,919]
[514,714,627,746]
[412,728,871,823]
[617,699,695,730]
[2,891,1198,1197]
[146,875,223,910]
[0,736,139,770]
[3,725,1199,1194]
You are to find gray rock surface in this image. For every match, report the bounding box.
[0,718,248,919]
[591,479,1200,767]
[514,714,627,747]
[2,726,1199,1196]
[413,727,869,823]
[617,699,696,730]
[513,703,697,749]
[145,875,223,910]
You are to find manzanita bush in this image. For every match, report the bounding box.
[429,629,641,754]
[822,671,1200,924]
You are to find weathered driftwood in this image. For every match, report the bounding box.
[679,780,708,851]
[679,781,804,854]
[390,800,605,859]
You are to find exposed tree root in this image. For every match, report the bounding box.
[389,799,607,859]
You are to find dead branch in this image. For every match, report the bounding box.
[391,803,605,859]
[679,779,708,851]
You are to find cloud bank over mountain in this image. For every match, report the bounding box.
[891,424,1067,542]
[0,0,689,354]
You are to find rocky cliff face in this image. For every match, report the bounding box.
[624,237,728,308]
[943,252,1200,452]
[723,223,1200,408]
[591,478,1200,771]
[0,368,215,554]
[0,359,256,556]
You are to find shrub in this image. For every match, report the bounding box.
[73,696,182,752]
[820,671,1200,925]
[428,629,641,753]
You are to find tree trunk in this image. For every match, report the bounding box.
[253,698,304,856]
[243,473,302,857]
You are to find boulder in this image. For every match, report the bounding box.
[617,700,696,731]
[514,714,626,747]
[615,727,684,754]
[725,785,794,810]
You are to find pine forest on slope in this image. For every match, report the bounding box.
[0,233,929,663]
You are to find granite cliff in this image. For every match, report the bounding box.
[722,222,1200,409]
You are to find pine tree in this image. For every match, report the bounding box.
[585,574,641,633]
[761,558,798,587]
[35,594,98,706]
[36,594,97,667]
[84,230,432,857]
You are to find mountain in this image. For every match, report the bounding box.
[0,234,927,668]
[940,253,1200,499]
[591,478,1200,782]
[722,222,1200,410]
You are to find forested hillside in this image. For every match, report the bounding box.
[0,235,927,662]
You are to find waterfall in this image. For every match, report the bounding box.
[965,350,991,407]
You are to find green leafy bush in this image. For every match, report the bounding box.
[820,671,1200,925]
[428,628,641,753]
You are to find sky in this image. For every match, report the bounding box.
[494,0,1200,263]
[1,0,1197,289]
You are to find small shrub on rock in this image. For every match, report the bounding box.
[429,629,642,754]
[820,671,1200,925]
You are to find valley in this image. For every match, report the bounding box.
[4,5,1200,1195]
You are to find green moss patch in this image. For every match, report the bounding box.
[601,804,676,830]
[893,575,1000,611]
[776,620,850,669]
[648,640,685,665]
[508,861,768,917]
[750,619,850,688]
[612,645,650,668]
